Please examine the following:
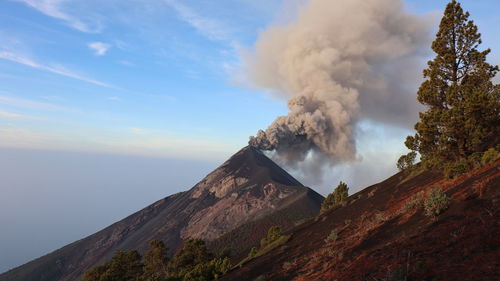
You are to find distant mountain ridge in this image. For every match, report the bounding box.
[0,146,323,281]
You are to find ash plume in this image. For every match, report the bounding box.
[247,0,431,168]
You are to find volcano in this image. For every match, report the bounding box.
[0,146,323,281]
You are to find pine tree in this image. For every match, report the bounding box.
[405,0,499,171]
[142,240,169,281]
[81,250,144,281]
[320,181,349,212]
[333,181,349,206]
[397,151,417,172]
[167,239,213,275]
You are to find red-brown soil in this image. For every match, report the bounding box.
[221,160,500,281]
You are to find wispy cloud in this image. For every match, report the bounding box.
[40,95,65,102]
[163,0,231,41]
[0,51,113,87]
[15,0,102,33]
[0,94,66,111]
[0,110,42,120]
[107,96,121,101]
[88,41,111,56]
[0,110,28,118]
[118,60,134,67]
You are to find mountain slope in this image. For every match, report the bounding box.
[220,160,500,281]
[0,146,323,281]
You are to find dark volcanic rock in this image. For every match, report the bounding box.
[0,146,323,281]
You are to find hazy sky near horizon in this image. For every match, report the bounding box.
[0,147,216,273]
[0,0,499,273]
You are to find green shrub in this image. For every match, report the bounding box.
[424,188,451,217]
[324,229,338,243]
[403,191,424,212]
[260,226,282,248]
[82,250,144,281]
[323,248,343,259]
[142,240,169,280]
[236,236,289,269]
[444,159,469,178]
[168,239,213,274]
[236,226,289,269]
[481,148,499,165]
[468,152,483,168]
[321,181,349,213]
[375,212,388,223]
[212,257,231,277]
[397,151,417,171]
[248,247,258,259]
[259,235,289,255]
[83,238,230,281]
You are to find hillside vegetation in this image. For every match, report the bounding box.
[220,158,499,280]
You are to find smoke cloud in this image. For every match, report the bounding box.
[246,0,431,170]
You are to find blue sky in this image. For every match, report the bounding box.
[0,0,499,162]
[0,0,290,161]
[0,0,499,273]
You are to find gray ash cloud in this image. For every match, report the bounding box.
[246,0,431,169]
